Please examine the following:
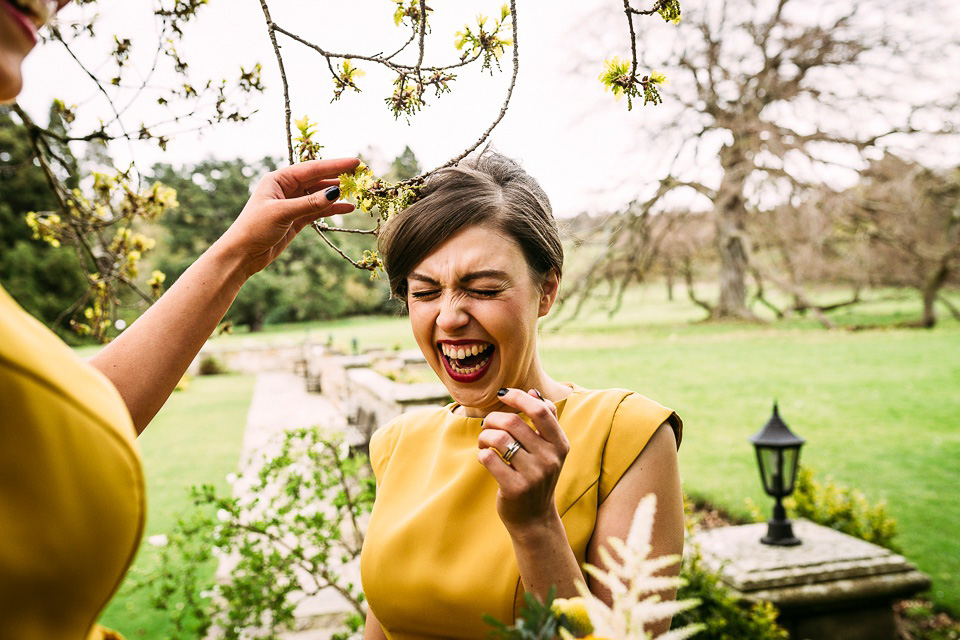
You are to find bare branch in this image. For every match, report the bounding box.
[259,0,294,165]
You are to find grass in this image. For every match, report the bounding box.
[88,282,960,629]
[96,374,254,638]
[565,287,960,614]
[204,283,960,613]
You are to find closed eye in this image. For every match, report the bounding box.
[410,290,440,299]
[470,289,501,297]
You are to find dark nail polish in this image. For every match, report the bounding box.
[534,389,544,401]
[497,388,508,397]
[324,186,340,201]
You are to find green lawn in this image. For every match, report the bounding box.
[97,374,254,638]
[89,283,960,626]
[212,284,960,613]
[541,291,960,613]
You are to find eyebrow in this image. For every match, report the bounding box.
[408,269,511,285]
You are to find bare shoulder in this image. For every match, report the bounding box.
[603,420,680,507]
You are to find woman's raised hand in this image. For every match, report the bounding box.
[217,158,360,279]
[478,388,571,535]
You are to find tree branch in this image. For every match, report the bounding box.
[258,0,294,165]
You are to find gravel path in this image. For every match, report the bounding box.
[218,371,360,639]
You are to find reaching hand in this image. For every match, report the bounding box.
[217,157,361,278]
[478,388,570,534]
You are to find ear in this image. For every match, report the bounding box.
[537,269,561,317]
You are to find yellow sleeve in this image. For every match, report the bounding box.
[368,417,403,489]
[598,392,682,504]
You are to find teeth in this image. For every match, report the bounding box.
[439,342,492,361]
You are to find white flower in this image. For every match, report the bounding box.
[225,472,238,484]
[147,533,168,547]
[574,494,704,639]
[216,508,231,522]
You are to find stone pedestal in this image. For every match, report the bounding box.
[692,520,931,640]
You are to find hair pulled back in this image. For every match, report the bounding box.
[378,150,563,300]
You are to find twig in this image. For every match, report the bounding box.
[436,0,519,170]
[259,0,294,165]
[314,221,377,235]
[312,224,375,271]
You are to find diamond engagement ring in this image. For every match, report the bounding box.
[502,440,522,464]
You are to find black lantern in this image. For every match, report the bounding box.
[749,403,805,546]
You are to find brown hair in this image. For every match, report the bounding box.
[378,150,563,300]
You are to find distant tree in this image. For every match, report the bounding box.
[0,106,86,336]
[151,158,279,258]
[8,1,676,338]
[386,145,423,182]
[570,0,960,320]
[151,155,403,331]
[7,1,264,340]
[841,155,960,328]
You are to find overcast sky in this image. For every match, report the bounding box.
[15,0,959,218]
[19,0,678,217]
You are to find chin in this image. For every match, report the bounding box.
[0,64,24,102]
[448,387,494,410]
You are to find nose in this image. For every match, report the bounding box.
[436,293,470,333]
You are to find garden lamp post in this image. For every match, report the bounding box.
[749,403,805,546]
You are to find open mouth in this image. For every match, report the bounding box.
[4,0,59,30]
[437,341,495,382]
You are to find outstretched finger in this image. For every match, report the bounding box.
[302,178,343,196]
[527,388,558,419]
[274,186,345,221]
[271,158,361,197]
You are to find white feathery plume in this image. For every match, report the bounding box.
[573,494,704,639]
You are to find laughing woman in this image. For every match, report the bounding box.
[359,151,685,639]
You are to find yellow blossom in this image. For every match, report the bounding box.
[552,596,594,636]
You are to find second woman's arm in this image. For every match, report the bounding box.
[90,158,359,434]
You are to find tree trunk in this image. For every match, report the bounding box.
[921,261,950,328]
[665,257,675,301]
[714,143,754,319]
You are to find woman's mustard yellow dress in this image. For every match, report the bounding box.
[360,384,682,639]
[0,285,145,639]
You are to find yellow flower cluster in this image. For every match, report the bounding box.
[454,5,513,73]
[598,58,668,110]
[552,597,595,638]
[294,116,324,162]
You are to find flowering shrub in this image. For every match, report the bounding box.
[786,466,900,551]
[148,427,375,640]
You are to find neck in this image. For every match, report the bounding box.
[460,359,574,419]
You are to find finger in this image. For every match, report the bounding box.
[271,158,361,198]
[478,446,518,485]
[303,178,343,195]
[291,202,357,233]
[527,388,558,419]
[481,412,545,455]
[496,388,565,447]
[274,187,344,221]
[477,428,526,463]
